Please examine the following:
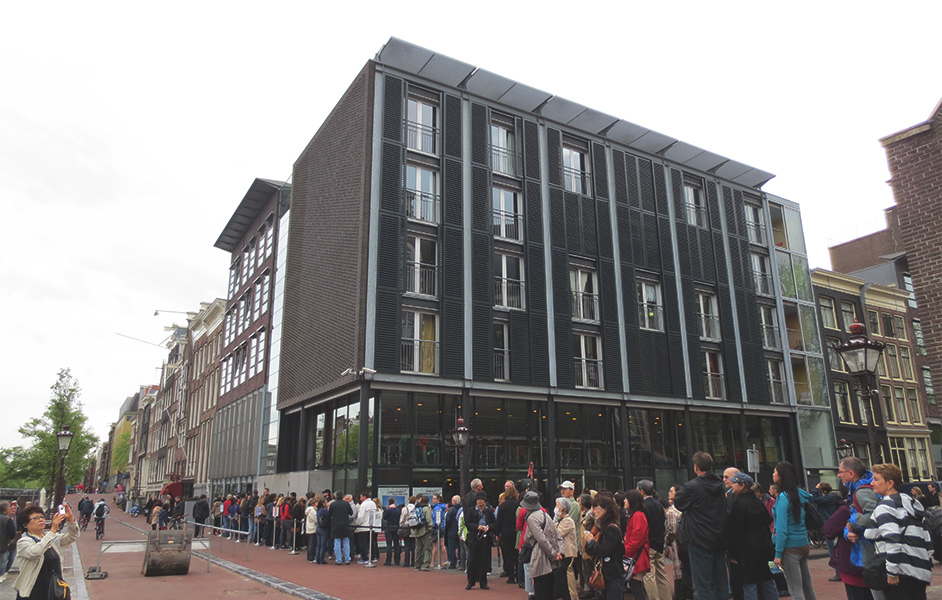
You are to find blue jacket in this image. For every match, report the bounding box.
[844,472,877,568]
[432,502,447,530]
[773,488,812,558]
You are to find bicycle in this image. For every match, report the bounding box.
[80,513,90,531]
[95,517,105,540]
[808,527,827,549]
[168,516,184,531]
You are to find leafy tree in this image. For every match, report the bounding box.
[111,430,131,474]
[0,369,98,494]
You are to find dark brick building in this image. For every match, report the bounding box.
[273,38,829,499]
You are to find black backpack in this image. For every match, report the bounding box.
[804,501,823,531]
[317,509,329,529]
[95,504,106,518]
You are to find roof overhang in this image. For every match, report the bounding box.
[375,38,775,189]
[214,178,288,253]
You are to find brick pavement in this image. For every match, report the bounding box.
[4,494,942,600]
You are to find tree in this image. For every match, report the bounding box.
[111,430,131,474]
[0,369,98,496]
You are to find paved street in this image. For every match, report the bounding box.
[4,495,942,600]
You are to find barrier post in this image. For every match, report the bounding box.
[289,519,300,555]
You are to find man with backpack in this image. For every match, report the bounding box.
[839,457,881,584]
[431,493,447,568]
[411,493,434,571]
[94,499,110,535]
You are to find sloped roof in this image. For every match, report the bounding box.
[214,178,288,253]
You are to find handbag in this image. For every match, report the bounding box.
[863,560,887,590]
[623,545,646,579]
[49,576,71,600]
[518,542,534,564]
[588,560,605,590]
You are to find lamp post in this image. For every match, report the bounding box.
[55,426,74,509]
[835,321,885,465]
[836,439,855,460]
[450,417,470,498]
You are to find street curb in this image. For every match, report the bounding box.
[69,540,90,600]
[191,551,342,600]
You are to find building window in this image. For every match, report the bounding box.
[885,344,902,379]
[494,323,510,381]
[834,380,854,424]
[684,183,708,228]
[573,333,602,389]
[637,280,664,331]
[696,292,720,340]
[918,438,930,479]
[903,272,917,308]
[405,164,440,224]
[702,351,725,400]
[913,320,927,356]
[819,297,837,329]
[406,96,438,154]
[893,316,906,340]
[401,311,438,374]
[490,116,516,176]
[899,346,915,380]
[265,214,274,258]
[760,305,781,349]
[248,336,257,378]
[260,271,270,315]
[492,187,522,241]
[767,359,786,404]
[858,391,871,426]
[751,253,773,295]
[895,387,909,423]
[882,313,896,338]
[256,329,266,374]
[406,236,437,297]
[840,301,857,332]
[868,309,880,336]
[744,204,766,245]
[882,385,896,422]
[562,143,591,195]
[769,203,787,249]
[247,238,256,278]
[923,368,936,404]
[494,253,525,309]
[826,337,845,372]
[908,388,921,424]
[570,267,599,322]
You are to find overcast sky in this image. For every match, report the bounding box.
[2,2,940,453]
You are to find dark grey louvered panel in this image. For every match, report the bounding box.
[626,154,640,209]
[582,197,597,256]
[662,274,680,336]
[472,165,490,232]
[471,231,493,306]
[471,103,488,166]
[597,201,613,259]
[552,248,571,316]
[524,120,540,180]
[717,285,737,350]
[510,310,531,385]
[654,164,668,217]
[529,311,550,385]
[555,315,574,388]
[374,288,402,373]
[592,142,608,199]
[639,158,655,213]
[613,150,628,205]
[681,278,699,344]
[377,212,403,290]
[472,303,494,380]
[713,231,728,281]
[724,340,743,402]
[547,128,562,187]
[625,324,642,393]
[742,342,767,404]
[600,258,622,393]
[637,330,659,395]
[383,76,403,142]
[526,180,543,245]
[676,224,691,278]
[443,157,463,228]
[700,229,715,282]
[671,168,685,222]
[444,94,462,159]
[442,226,463,299]
[732,190,746,238]
[687,334,703,399]
[550,188,566,249]
[707,182,722,235]
[442,298,464,379]
[655,215,672,272]
[723,186,738,239]
[565,192,581,252]
[667,332,685,396]
[638,211,653,270]
[616,204,632,265]
[622,264,638,328]
[527,244,546,312]
[381,143,403,213]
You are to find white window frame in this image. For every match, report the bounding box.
[490,119,516,176]
[744,204,766,245]
[573,333,603,389]
[908,388,922,424]
[840,301,857,332]
[819,297,837,329]
[684,183,707,228]
[493,322,510,382]
[492,187,522,242]
[702,350,726,400]
[760,305,781,349]
[834,380,854,424]
[494,253,525,310]
[562,146,591,195]
[570,266,599,322]
[406,235,438,297]
[695,292,720,340]
[401,311,439,375]
[767,359,786,404]
[751,253,773,296]
[405,164,440,224]
[406,97,438,154]
[637,280,664,331]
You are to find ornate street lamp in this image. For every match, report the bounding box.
[836,439,855,460]
[836,321,885,465]
[450,417,470,497]
[55,426,74,509]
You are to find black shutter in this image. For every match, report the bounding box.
[592,142,608,199]
[600,258,622,393]
[471,103,488,166]
[582,197,597,256]
[613,150,628,205]
[565,192,581,252]
[654,164,669,216]
[442,298,464,379]
[524,120,540,180]
[639,158,655,213]
[444,94,462,159]
[443,157,462,228]
[547,128,562,188]
[598,201,613,259]
[510,311,531,384]
[472,166,490,231]
[550,188,566,249]
[526,180,543,245]
[383,76,403,142]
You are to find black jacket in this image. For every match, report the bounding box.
[727,493,774,583]
[642,496,666,553]
[585,522,625,581]
[495,497,520,537]
[382,505,401,531]
[464,504,496,547]
[328,499,353,538]
[673,472,727,552]
[444,505,461,539]
[193,500,210,521]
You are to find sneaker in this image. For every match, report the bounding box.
[358,560,369,564]
[828,575,842,582]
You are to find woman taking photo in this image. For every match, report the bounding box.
[623,490,650,600]
[727,473,777,600]
[772,461,817,600]
[13,503,78,600]
[583,494,625,600]
[521,490,564,600]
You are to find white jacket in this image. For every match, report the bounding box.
[354,499,379,533]
[14,521,80,597]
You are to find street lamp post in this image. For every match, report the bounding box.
[55,426,74,509]
[450,417,470,498]
[835,321,885,465]
[836,439,855,460]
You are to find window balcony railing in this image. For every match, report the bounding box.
[785,327,804,351]
[490,146,517,176]
[405,189,440,224]
[769,380,786,404]
[685,203,708,229]
[747,222,767,245]
[698,314,721,340]
[406,262,437,296]
[703,374,726,400]
[406,121,438,154]
[400,339,439,374]
[492,209,523,241]
[493,350,510,381]
[495,277,525,309]
[563,166,591,196]
[753,271,773,295]
[575,359,603,389]
[639,304,664,331]
[571,291,600,322]
[794,381,813,405]
[762,324,782,349]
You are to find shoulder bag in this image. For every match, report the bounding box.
[588,559,605,590]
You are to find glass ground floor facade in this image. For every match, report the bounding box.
[277,386,797,502]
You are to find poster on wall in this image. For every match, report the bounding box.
[412,486,442,502]
[377,486,409,509]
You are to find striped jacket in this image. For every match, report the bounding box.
[864,492,933,583]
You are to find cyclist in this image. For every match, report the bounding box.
[78,495,94,530]
[94,498,110,538]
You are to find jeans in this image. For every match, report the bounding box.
[780,546,817,600]
[523,562,533,594]
[247,518,256,543]
[446,535,459,568]
[385,531,401,564]
[279,520,291,548]
[194,518,205,538]
[604,573,626,600]
[316,531,329,564]
[402,536,415,567]
[333,536,350,564]
[0,550,7,577]
[4,547,14,574]
[742,578,778,600]
[687,545,729,600]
